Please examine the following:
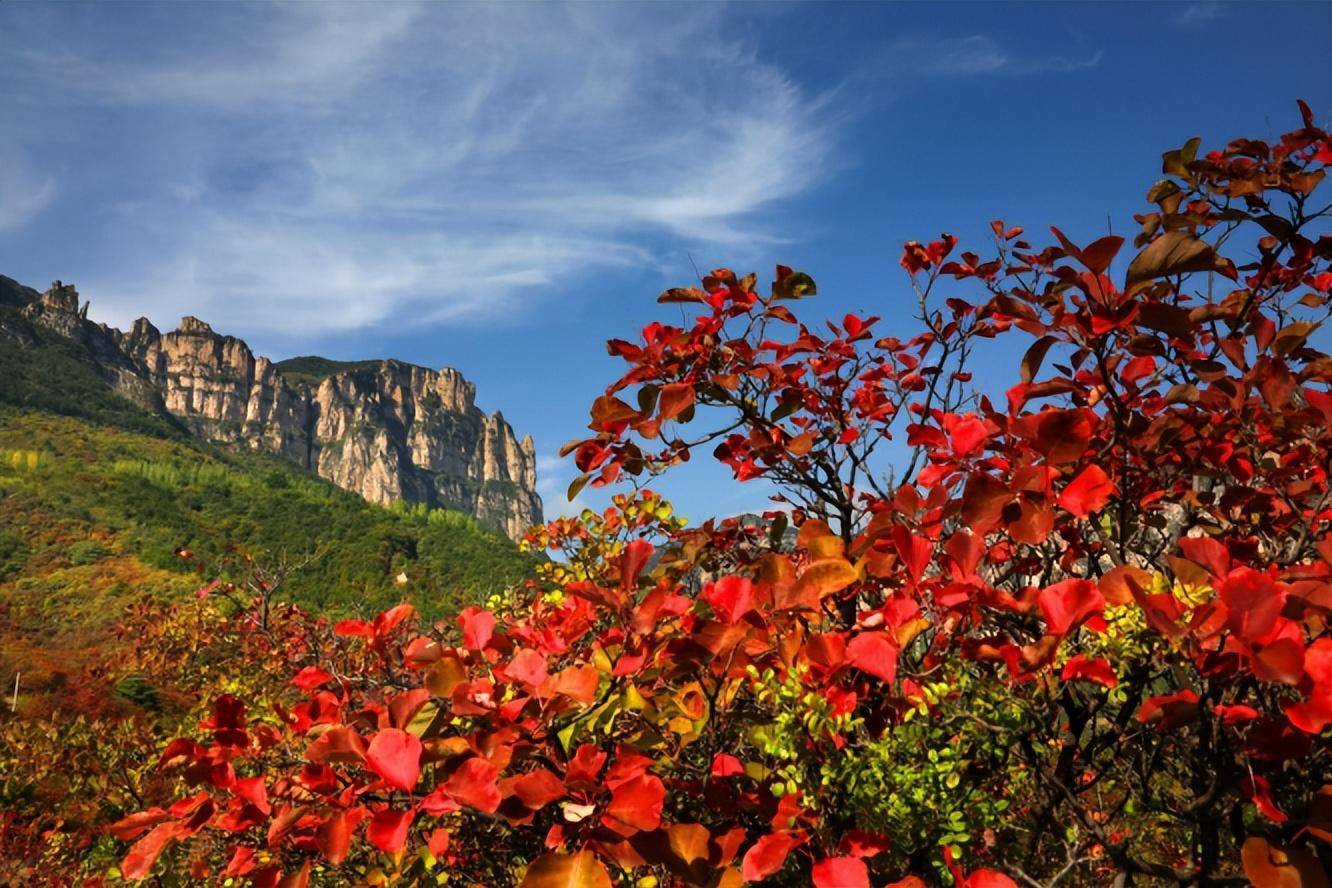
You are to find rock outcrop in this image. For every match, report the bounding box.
[14,280,542,539]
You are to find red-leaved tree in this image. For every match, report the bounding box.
[110,104,1331,886]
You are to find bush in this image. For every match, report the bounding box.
[65,540,108,566]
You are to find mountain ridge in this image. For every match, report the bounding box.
[0,276,543,540]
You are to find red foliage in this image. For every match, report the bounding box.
[111,105,1332,886]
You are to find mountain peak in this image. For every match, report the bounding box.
[176,316,215,336]
[2,275,543,539]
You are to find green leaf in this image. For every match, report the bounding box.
[567,473,592,502]
[772,270,817,300]
[1162,136,1201,177]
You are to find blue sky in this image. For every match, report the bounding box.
[1,1,1329,523]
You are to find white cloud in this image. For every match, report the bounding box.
[1176,2,1228,27]
[0,150,56,232]
[536,454,594,518]
[867,35,1102,80]
[15,3,842,336]
[6,6,1102,340]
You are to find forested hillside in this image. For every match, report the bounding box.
[0,296,536,719]
[0,405,534,707]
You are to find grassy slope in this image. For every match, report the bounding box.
[0,295,536,711]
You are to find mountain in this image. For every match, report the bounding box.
[1,277,543,540]
[0,274,542,715]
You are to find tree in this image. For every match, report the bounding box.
[112,104,1331,886]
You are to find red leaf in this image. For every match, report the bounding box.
[658,383,695,422]
[1285,637,1332,734]
[333,619,374,638]
[232,776,270,816]
[1213,703,1261,725]
[711,753,745,778]
[1178,536,1231,578]
[944,413,989,457]
[741,831,805,882]
[605,773,665,833]
[1037,579,1105,635]
[891,525,932,584]
[1219,567,1287,642]
[445,757,501,813]
[1011,408,1094,465]
[513,769,567,810]
[705,576,755,624]
[549,665,599,704]
[365,729,422,793]
[306,725,366,766]
[291,666,333,691]
[121,822,179,881]
[224,845,258,877]
[620,539,655,590]
[837,830,891,858]
[1060,654,1118,688]
[1137,690,1200,731]
[427,827,450,857]
[1253,638,1306,686]
[1241,774,1289,823]
[1080,235,1125,275]
[847,632,899,685]
[366,808,413,854]
[591,394,641,427]
[374,604,416,637]
[503,649,550,689]
[108,808,170,841]
[1057,464,1115,518]
[316,811,352,865]
[459,607,497,651]
[812,857,870,888]
[416,785,458,817]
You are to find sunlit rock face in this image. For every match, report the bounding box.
[19,280,543,540]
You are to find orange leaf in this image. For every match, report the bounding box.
[797,558,858,599]
[657,383,695,422]
[1241,836,1329,888]
[520,851,614,888]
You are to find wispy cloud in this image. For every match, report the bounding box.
[1176,2,1228,27]
[867,35,1103,80]
[2,6,1101,339]
[6,3,838,334]
[0,149,56,233]
[536,454,593,518]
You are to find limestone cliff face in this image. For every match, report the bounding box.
[18,281,543,540]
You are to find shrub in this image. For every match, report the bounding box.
[66,540,109,566]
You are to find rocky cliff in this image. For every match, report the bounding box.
[8,279,543,539]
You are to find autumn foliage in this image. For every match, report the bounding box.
[94,104,1332,885]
